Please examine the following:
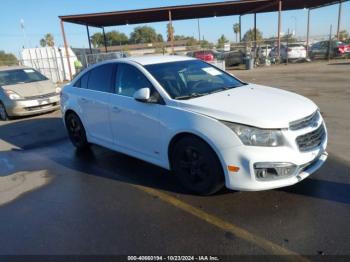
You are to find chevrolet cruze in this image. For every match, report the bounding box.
[60,55,327,195]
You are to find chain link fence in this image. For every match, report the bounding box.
[1,33,348,84]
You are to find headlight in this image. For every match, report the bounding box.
[221,121,284,147]
[55,87,62,94]
[5,90,21,100]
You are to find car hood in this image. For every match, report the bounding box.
[2,80,56,98]
[176,84,318,129]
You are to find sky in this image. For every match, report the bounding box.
[1,0,349,56]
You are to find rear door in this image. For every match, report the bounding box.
[78,63,115,144]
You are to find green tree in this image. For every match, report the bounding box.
[338,30,349,41]
[0,51,18,66]
[281,33,297,43]
[90,32,104,48]
[174,35,186,41]
[233,23,240,43]
[217,34,229,48]
[40,38,46,47]
[106,31,129,46]
[185,37,199,50]
[91,31,129,47]
[200,40,214,49]
[129,26,159,44]
[242,28,263,43]
[39,33,55,47]
[166,23,174,42]
[45,33,55,47]
[185,37,198,46]
[157,34,164,43]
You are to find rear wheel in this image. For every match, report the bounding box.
[171,136,224,195]
[0,102,8,121]
[65,112,89,150]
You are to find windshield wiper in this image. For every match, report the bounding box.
[175,92,208,100]
[208,87,231,95]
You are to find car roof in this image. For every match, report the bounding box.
[0,66,31,72]
[117,55,195,66]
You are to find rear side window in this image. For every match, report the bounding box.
[87,64,115,93]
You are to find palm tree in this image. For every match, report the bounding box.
[39,38,46,47]
[233,23,240,43]
[44,33,55,47]
[166,23,174,42]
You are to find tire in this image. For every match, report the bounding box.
[171,136,224,195]
[65,112,90,150]
[0,102,9,121]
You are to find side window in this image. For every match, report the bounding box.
[320,42,328,49]
[74,78,81,88]
[87,63,114,93]
[77,72,89,89]
[115,64,151,97]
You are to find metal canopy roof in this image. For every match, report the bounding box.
[59,0,344,28]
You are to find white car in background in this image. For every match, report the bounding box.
[257,45,273,58]
[61,55,327,195]
[270,44,307,61]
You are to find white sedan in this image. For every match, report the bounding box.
[270,44,307,61]
[60,55,327,195]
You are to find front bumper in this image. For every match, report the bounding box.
[5,94,60,117]
[220,123,328,191]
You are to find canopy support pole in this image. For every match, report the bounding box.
[60,20,72,81]
[336,0,342,39]
[306,9,311,53]
[254,13,257,49]
[239,15,242,42]
[102,27,108,53]
[86,25,92,54]
[277,0,282,61]
[168,10,174,54]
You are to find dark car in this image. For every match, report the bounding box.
[309,40,350,59]
[221,50,245,67]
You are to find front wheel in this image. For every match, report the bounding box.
[0,102,9,121]
[65,113,89,150]
[171,136,224,195]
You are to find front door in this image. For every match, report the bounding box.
[109,63,162,160]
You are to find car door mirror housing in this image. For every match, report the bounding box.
[133,88,151,102]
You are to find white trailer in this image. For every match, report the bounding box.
[21,47,77,82]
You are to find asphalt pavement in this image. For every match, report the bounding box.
[0,60,349,257]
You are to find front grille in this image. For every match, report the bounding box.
[296,124,326,152]
[289,111,320,130]
[25,102,58,111]
[24,92,57,100]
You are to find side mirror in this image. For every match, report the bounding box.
[133,88,151,102]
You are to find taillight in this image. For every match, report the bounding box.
[338,47,345,54]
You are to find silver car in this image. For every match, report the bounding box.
[0,66,60,120]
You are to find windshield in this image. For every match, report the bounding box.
[145,60,245,99]
[0,68,48,86]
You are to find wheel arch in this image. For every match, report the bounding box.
[167,131,226,175]
[64,109,78,123]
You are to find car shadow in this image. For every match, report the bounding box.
[1,116,350,201]
[0,115,66,150]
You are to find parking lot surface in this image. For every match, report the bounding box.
[0,60,349,257]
